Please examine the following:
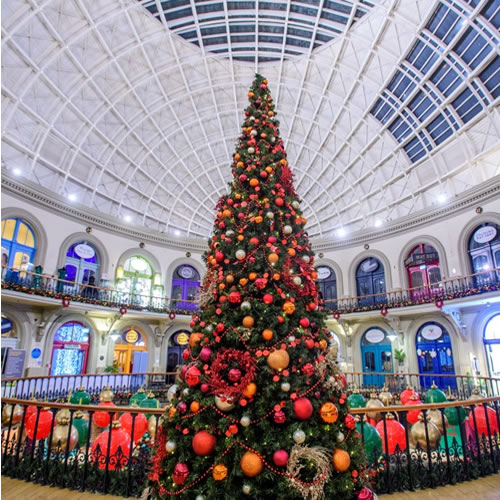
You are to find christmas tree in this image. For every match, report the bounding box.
[150,74,373,500]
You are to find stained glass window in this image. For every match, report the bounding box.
[54,322,90,343]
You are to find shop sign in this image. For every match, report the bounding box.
[125,330,139,344]
[175,332,189,345]
[421,324,442,341]
[361,259,379,273]
[74,243,95,259]
[365,329,385,344]
[180,266,194,279]
[474,226,497,244]
[316,267,331,280]
[1,316,13,334]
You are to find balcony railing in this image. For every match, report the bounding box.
[2,265,499,316]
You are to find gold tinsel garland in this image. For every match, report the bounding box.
[197,270,216,309]
[286,445,331,500]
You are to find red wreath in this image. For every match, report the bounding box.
[62,297,70,308]
[169,311,176,320]
[380,306,388,317]
[333,311,340,320]
[208,348,257,398]
[435,298,444,309]
[120,306,127,315]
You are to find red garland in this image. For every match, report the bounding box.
[149,424,167,484]
[208,348,257,398]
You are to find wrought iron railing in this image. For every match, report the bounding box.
[1,394,499,496]
[2,266,499,316]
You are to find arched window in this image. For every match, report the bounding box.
[65,241,100,285]
[360,327,393,387]
[484,314,500,377]
[166,330,190,383]
[316,266,337,310]
[405,244,441,299]
[468,223,500,285]
[415,322,456,390]
[116,256,157,306]
[171,265,200,311]
[1,218,37,280]
[356,258,386,306]
[50,322,91,376]
[1,314,19,350]
[112,327,148,374]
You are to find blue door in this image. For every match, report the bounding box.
[361,328,393,388]
[356,258,386,307]
[416,322,456,390]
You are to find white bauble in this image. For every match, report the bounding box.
[248,147,255,154]
[249,116,256,121]
[293,276,302,286]
[204,324,213,334]
[266,211,274,219]
[196,496,204,500]
[293,430,306,444]
[240,416,251,427]
[226,230,235,237]
[336,432,345,443]
[289,336,296,343]
[283,225,293,235]
[166,440,177,453]
[281,382,291,392]
[167,385,178,402]
[235,249,246,260]
[242,484,252,495]
[182,388,190,396]
[215,395,235,412]
[302,255,310,264]
[271,137,276,143]
[292,201,300,209]
[250,129,257,136]
[241,301,251,310]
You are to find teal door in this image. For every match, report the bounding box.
[361,328,393,388]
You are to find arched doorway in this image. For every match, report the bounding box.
[361,327,393,387]
[113,327,148,374]
[1,218,37,282]
[484,314,500,377]
[166,330,190,383]
[356,258,386,306]
[64,241,100,288]
[1,314,19,350]
[316,266,337,310]
[171,265,200,311]
[416,322,456,390]
[405,244,441,299]
[50,322,91,376]
[116,256,157,307]
[468,222,500,286]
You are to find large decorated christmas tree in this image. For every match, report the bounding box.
[150,75,373,499]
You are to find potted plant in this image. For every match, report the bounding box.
[394,348,406,373]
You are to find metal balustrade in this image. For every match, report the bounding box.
[2,265,499,316]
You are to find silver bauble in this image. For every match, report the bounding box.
[293,276,302,286]
[281,382,291,392]
[249,116,256,121]
[240,416,251,427]
[301,255,310,263]
[247,147,255,154]
[271,137,276,143]
[250,129,257,136]
[226,230,235,237]
[183,388,190,396]
[241,301,251,310]
[166,440,177,453]
[167,384,178,402]
[293,430,306,444]
[289,336,296,342]
[336,431,345,443]
[283,225,293,235]
[292,201,300,209]
[266,211,274,219]
[242,484,252,495]
[235,249,246,260]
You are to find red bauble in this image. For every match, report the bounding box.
[182,348,190,361]
[299,318,310,328]
[275,197,284,206]
[376,418,407,454]
[192,430,217,456]
[173,463,190,485]
[200,347,212,362]
[239,174,248,182]
[26,409,53,440]
[273,450,289,467]
[90,427,131,470]
[294,398,313,420]
[201,383,209,393]
[469,406,499,436]
[118,412,148,442]
[263,294,274,305]
[94,402,116,428]
[185,365,202,387]
[305,338,314,349]
[216,322,225,332]
[400,388,418,405]
[268,236,277,243]
[228,368,242,382]
[229,291,242,304]
[215,251,224,262]
[274,410,286,424]
[405,397,422,424]
[255,278,267,289]
[250,237,259,245]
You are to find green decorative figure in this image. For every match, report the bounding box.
[129,387,148,406]
[347,387,367,409]
[70,386,91,405]
[56,267,67,293]
[33,265,43,288]
[139,391,160,419]
[356,419,382,463]
[424,382,447,404]
[72,410,90,447]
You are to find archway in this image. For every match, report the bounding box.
[356,257,386,306]
[415,321,456,390]
[484,314,500,377]
[112,326,148,374]
[116,255,158,307]
[171,264,200,312]
[361,327,393,387]
[405,243,442,299]
[64,240,100,292]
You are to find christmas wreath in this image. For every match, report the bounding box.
[208,348,257,398]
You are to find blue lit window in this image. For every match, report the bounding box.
[430,62,461,97]
[388,116,412,142]
[404,137,427,163]
[407,39,439,75]
[453,27,492,70]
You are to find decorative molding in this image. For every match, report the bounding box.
[2,173,500,253]
[442,306,467,341]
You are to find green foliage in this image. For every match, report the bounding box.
[394,349,406,363]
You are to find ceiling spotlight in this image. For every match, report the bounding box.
[336,227,346,238]
[438,193,447,204]
[68,193,77,202]
[13,168,22,176]
[374,219,382,228]
[174,230,181,237]
[123,215,132,223]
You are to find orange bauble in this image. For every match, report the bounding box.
[189,333,203,347]
[262,329,273,341]
[241,451,263,477]
[320,402,338,423]
[237,235,244,241]
[287,248,296,257]
[226,274,234,284]
[332,449,350,472]
[213,464,228,481]
[192,430,216,456]
[266,349,290,370]
[237,161,244,168]
[222,209,232,218]
[268,253,279,264]
[255,216,263,224]
[283,301,295,314]
[190,401,200,413]
[234,153,241,161]
[248,92,254,98]
[273,273,281,281]
[249,272,257,281]
[242,316,255,328]
[239,278,249,286]
[243,383,257,398]
[249,179,259,187]
[319,339,328,350]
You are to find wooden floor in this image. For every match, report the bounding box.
[2,474,500,499]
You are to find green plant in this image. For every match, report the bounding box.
[394,349,406,363]
[104,360,119,373]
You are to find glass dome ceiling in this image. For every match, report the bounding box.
[1,0,499,241]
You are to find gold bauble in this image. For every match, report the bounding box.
[213,463,228,481]
[410,414,441,449]
[378,387,392,406]
[50,418,79,453]
[56,408,71,424]
[428,410,448,435]
[99,386,114,403]
[320,402,339,424]
[470,388,484,400]
[1,404,23,427]
[148,415,158,439]
[365,393,384,421]
[266,349,290,371]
